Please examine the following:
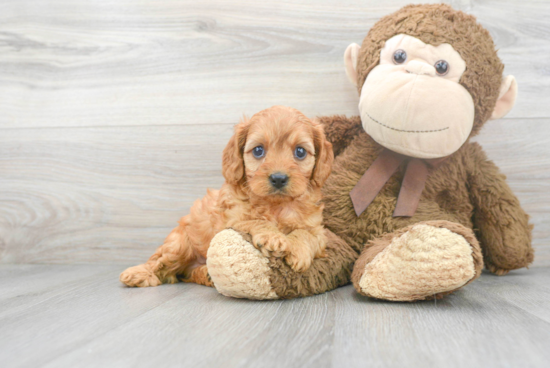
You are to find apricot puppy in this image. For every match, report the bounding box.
[120,106,334,287]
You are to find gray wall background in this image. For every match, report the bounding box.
[1,0,548,266]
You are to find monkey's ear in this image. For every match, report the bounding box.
[490,75,518,120]
[344,43,361,87]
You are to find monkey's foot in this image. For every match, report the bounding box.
[207,229,279,300]
[208,228,357,300]
[351,221,484,301]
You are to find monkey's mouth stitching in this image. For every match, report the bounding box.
[366,112,449,133]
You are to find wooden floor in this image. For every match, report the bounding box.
[0,264,549,368]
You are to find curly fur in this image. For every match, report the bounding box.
[120,106,334,287]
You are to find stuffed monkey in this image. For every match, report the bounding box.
[207,4,534,301]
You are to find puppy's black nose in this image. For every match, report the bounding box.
[269,173,289,189]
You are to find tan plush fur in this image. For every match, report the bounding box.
[207,229,279,299]
[265,229,357,299]
[207,228,358,299]
[322,124,532,273]
[120,106,334,287]
[359,225,475,301]
[351,221,484,301]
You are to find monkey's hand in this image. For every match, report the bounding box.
[468,144,534,274]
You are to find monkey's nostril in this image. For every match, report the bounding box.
[269,173,289,189]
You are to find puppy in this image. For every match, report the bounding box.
[120,106,334,287]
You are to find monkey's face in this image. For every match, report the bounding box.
[344,5,518,159]
[357,34,475,159]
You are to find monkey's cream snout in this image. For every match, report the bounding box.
[405,60,436,77]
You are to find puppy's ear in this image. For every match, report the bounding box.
[222,117,250,185]
[311,122,334,188]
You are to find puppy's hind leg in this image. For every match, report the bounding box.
[120,223,196,287]
[184,265,214,287]
[120,189,221,287]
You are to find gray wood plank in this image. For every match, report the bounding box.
[0,124,229,264]
[0,265,184,367]
[0,0,548,130]
[330,268,550,368]
[0,264,336,368]
[43,289,336,368]
[0,0,439,130]
[0,264,117,306]
[475,269,550,324]
[1,265,549,368]
[1,119,548,266]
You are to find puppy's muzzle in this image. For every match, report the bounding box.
[269,173,289,189]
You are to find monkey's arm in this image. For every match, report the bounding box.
[317,115,363,157]
[468,143,534,275]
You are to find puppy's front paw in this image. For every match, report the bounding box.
[285,248,314,273]
[252,232,289,258]
[120,264,162,287]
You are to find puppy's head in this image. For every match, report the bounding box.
[222,106,333,199]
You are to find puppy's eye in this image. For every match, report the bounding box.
[434,60,449,75]
[252,145,265,159]
[393,49,407,64]
[294,146,307,160]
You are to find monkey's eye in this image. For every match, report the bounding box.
[393,49,407,64]
[435,60,449,75]
[294,146,307,160]
[252,145,265,158]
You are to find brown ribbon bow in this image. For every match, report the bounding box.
[349,149,446,218]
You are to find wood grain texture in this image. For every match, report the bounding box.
[0,0,435,129]
[0,264,549,368]
[0,124,230,264]
[0,0,549,267]
[331,269,550,368]
[1,119,549,266]
[0,0,548,130]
